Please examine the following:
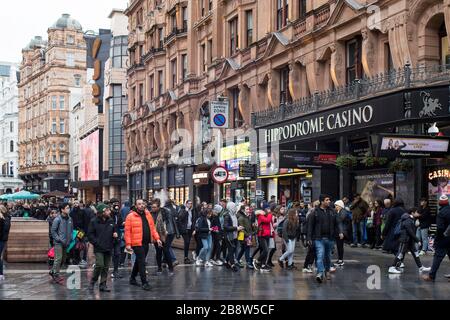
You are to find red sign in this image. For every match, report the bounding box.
[211,166,229,184]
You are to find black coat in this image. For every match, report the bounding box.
[177,206,198,234]
[382,205,406,252]
[306,207,343,241]
[418,206,432,229]
[196,215,211,239]
[88,216,116,253]
[0,215,11,241]
[157,208,180,236]
[435,205,450,248]
[223,212,238,241]
[70,207,88,232]
[399,213,419,244]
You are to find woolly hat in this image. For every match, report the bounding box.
[439,194,449,206]
[334,200,345,210]
[96,203,109,215]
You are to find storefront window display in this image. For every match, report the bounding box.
[355,173,394,204]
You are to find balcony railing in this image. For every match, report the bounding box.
[252,63,450,127]
[164,27,188,44]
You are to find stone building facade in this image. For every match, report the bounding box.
[123,0,450,204]
[0,62,23,194]
[18,14,86,192]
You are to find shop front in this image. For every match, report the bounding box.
[129,171,143,204]
[256,84,450,204]
[146,168,163,200]
[167,166,193,206]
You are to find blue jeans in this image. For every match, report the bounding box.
[199,235,212,262]
[314,239,332,276]
[352,220,367,244]
[416,228,429,252]
[237,240,252,265]
[0,241,5,275]
[279,239,296,266]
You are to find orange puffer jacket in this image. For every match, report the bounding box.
[125,209,160,247]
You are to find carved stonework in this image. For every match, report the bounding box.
[362,29,376,78]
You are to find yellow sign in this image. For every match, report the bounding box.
[220,142,251,161]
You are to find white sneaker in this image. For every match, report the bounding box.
[399,263,405,268]
[195,259,204,266]
[419,251,426,256]
[389,266,403,274]
[419,266,431,273]
[215,259,224,266]
[192,251,197,260]
[302,267,313,273]
[329,266,337,273]
[205,261,214,267]
[0,275,5,281]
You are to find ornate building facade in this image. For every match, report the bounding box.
[18,14,87,192]
[123,0,450,205]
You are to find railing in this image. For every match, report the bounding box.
[164,27,188,44]
[252,63,450,127]
[293,18,307,38]
[314,5,330,27]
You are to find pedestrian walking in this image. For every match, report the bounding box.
[177,200,198,264]
[49,203,73,284]
[125,199,162,291]
[278,208,300,270]
[0,204,11,281]
[382,198,406,256]
[236,205,255,269]
[110,199,124,279]
[210,205,224,266]
[388,208,431,274]
[196,208,214,267]
[415,198,432,255]
[253,208,273,272]
[307,195,344,283]
[423,195,450,282]
[88,204,117,291]
[350,194,369,247]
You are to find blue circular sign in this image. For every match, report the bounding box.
[213,114,226,127]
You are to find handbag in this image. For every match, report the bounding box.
[238,231,245,241]
[268,237,275,249]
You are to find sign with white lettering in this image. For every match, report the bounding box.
[210,100,229,128]
[379,135,450,158]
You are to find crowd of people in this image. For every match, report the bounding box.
[0,192,449,291]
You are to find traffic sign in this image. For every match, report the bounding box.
[211,166,229,184]
[210,100,229,128]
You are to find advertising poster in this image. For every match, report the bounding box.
[379,136,449,158]
[80,130,99,181]
[355,173,394,203]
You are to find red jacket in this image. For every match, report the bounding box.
[125,209,160,247]
[257,213,273,237]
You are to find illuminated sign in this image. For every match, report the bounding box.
[220,142,251,161]
[428,169,450,181]
[379,135,449,158]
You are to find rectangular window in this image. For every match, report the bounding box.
[229,17,239,55]
[67,35,74,44]
[60,155,65,163]
[277,0,289,30]
[201,0,205,16]
[9,121,13,133]
[171,59,177,88]
[158,70,164,96]
[208,40,213,64]
[346,37,363,84]
[181,54,188,80]
[299,0,307,19]
[52,119,56,134]
[209,0,213,11]
[139,83,144,107]
[158,28,164,48]
[60,120,65,134]
[131,86,136,108]
[74,75,81,87]
[59,96,65,110]
[201,43,206,72]
[385,43,394,72]
[182,7,188,30]
[280,66,292,104]
[246,11,253,47]
[52,96,57,110]
[171,12,177,32]
[231,88,243,128]
[149,74,155,100]
[66,53,75,67]
[52,155,57,163]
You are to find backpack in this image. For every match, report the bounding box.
[277,219,285,237]
[393,219,402,238]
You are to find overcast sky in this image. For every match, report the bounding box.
[0,0,128,63]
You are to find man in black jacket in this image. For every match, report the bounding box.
[423,195,450,282]
[110,199,124,279]
[415,198,432,255]
[88,204,117,292]
[307,194,344,283]
[177,200,197,264]
[388,208,430,274]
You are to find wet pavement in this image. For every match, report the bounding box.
[1,245,449,300]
